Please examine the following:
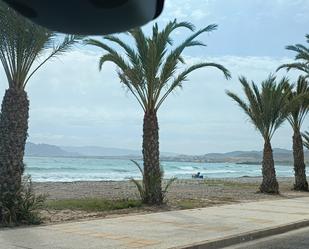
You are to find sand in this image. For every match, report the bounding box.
[34,177,309,224]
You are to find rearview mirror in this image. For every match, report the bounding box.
[2,0,165,35]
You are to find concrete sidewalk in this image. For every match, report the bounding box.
[1,197,309,249]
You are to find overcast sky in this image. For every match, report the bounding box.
[1,0,309,155]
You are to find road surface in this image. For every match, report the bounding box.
[225,227,309,249]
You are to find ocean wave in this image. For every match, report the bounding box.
[108,168,131,173]
[28,167,78,171]
[24,158,294,182]
[28,167,132,172]
[204,170,237,174]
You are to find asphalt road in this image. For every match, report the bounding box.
[225,227,309,249]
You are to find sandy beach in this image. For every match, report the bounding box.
[34,177,309,224]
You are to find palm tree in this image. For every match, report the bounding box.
[276,35,309,191]
[277,34,309,75]
[226,76,290,194]
[284,76,309,191]
[0,3,78,223]
[303,131,309,150]
[86,20,231,205]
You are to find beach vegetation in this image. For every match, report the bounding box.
[130,160,177,204]
[204,179,257,189]
[176,199,205,209]
[0,176,46,226]
[86,20,230,205]
[226,76,290,194]
[45,198,142,212]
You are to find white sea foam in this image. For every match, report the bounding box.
[24,156,294,182]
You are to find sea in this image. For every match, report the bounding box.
[24,156,295,182]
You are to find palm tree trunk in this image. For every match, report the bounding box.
[0,88,29,223]
[293,129,308,191]
[142,110,163,205]
[260,139,279,194]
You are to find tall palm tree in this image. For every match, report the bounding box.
[303,131,309,150]
[285,76,309,191]
[277,34,309,76]
[86,20,231,205]
[277,35,309,191]
[226,76,290,194]
[0,3,78,223]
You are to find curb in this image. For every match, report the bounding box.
[174,219,309,249]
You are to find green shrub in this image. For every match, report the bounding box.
[46,198,142,212]
[130,160,177,204]
[0,175,45,226]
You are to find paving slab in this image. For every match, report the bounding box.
[0,197,309,249]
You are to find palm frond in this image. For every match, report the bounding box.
[85,37,148,109]
[24,35,79,87]
[88,21,229,112]
[277,35,309,76]
[99,53,129,71]
[130,178,145,201]
[103,35,140,67]
[130,160,176,203]
[285,76,309,130]
[0,2,77,89]
[129,160,146,201]
[277,63,309,74]
[159,24,218,87]
[303,131,309,150]
[156,62,231,109]
[128,28,148,66]
[163,177,177,195]
[130,160,144,177]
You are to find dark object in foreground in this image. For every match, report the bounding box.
[192,172,204,179]
[2,0,165,35]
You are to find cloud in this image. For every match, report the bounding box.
[192,10,209,21]
[0,48,304,154]
[162,0,210,21]
[0,1,308,154]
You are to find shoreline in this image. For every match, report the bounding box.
[25,155,296,166]
[33,177,306,201]
[31,176,295,184]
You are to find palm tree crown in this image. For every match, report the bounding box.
[86,19,231,112]
[0,2,78,90]
[285,76,309,131]
[277,34,309,76]
[226,76,290,141]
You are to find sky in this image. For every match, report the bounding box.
[1,0,309,155]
